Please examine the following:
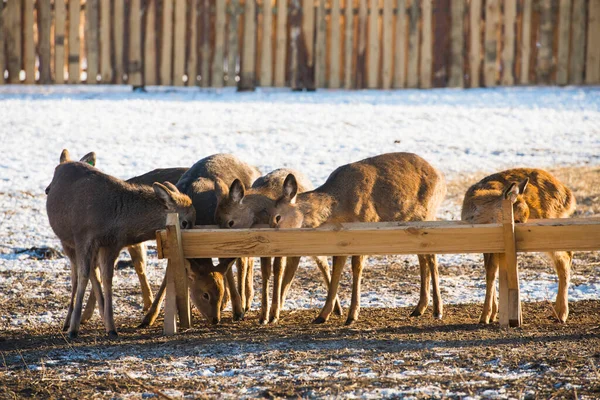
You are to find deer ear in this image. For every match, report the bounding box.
[60,149,71,164]
[518,177,529,195]
[503,183,520,203]
[162,181,180,193]
[214,178,229,203]
[215,258,237,275]
[229,179,245,203]
[79,152,96,166]
[282,174,298,204]
[153,182,176,208]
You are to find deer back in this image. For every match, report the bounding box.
[127,167,188,186]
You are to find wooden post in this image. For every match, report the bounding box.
[469,0,481,88]
[356,0,368,88]
[68,0,81,83]
[145,0,158,86]
[569,0,585,85]
[483,0,498,87]
[38,0,52,84]
[23,0,35,84]
[448,0,464,88]
[160,0,174,85]
[501,0,516,86]
[381,0,393,89]
[240,0,257,90]
[367,0,380,88]
[100,0,112,83]
[393,0,406,88]
[329,0,341,88]
[586,0,600,84]
[343,0,354,89]
[537,0,553,84]
[519,0,532,85]
[55,0,66,83]
[406,0,419,88]
[86,0,100,84]
[555,0,570,86]
[499,198,522,327]
[420,0,432,88]
[260,0,273,86]
[113,0,125,83]
[315,0,326,88]
[173,0,187,86]
[212,0,226,87]
[163,213,191,335]
[0,0,4,84]
[129,0,142,87]
[274,0,288,87]
[227,0,240,86]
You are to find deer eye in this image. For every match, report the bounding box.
[228,220,234,228]
[203,293,210,301]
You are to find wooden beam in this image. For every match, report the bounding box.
[367,0,380,88]
[406,0,419,88]
[483,0,498,87]
[213,0,226,87]
[393,0,406,88]
[586,0,600,84]
[173,0,187,86]
[315,0,326,88]
[23,0,35,84]
[227,0,240,86]
[448,0,464,88]
[113,0,125,83]
[38,0,52,84]
[519,0,532,85]
[381,0,393,89]
[515,218,600,252]
[274,0,288,87]
[499,198,521,327]
[537,0,553,84]
[469,0,481,88]
[86,0,100,83]
[569,0,585,85]
[501,0,516,86]
[260,0,273,86]
[128,0,142,87]
[55,0,66,84]
[239,0,257,90]
[144,0,158,86]
[160,0,174,85]
[330,0,341,88]
[100,0,112,83]
[68,0,81,83]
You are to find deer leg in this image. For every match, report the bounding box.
[346,255,365,325]
[128,242,153,311]
[62,245,78,332]
[98,247,120,338]
[221,276,231,312]
[259,257,272,325]
[68,243,96,339]
[245,257,255,312]
[226,264,245,321]
[411,255,432,317]
[549,251,572,323]
[280,256,301,308]
[313,256,343,316]
[269,257,286,324]
[426,254,443,319]
[314,255,348,324]
[236,258,247,311]
[82,265,105,324]
[480,253,500,324]
[139,274,167,328]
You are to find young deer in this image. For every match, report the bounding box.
[270,153,447,325]
[215,169,343,324]
[47,149,196,338]
[461,168,576,324]
[140,154,261,327]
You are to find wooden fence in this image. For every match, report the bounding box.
[1,0,599,89]
[155,200,600,336]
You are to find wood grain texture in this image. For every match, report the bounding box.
[586,0,600,84]
[128,0,142,86]
[519,0,532,84]
[144,0,158,85]
[406,0,419,88]
[469,0,481,87]
[556,0,571,85]
[240,0,257,90]
[160,0,174,85]
[227,0,240,86]
[173,0,187,86]
[260,0,273,86]
[344,0,354,89]
[38,0,53,84]
[113,0,125,83]
[448,0,464,87]
[419,0,432,88]
[212,0,226,87]
[569,0,585,85]
[501,0,516,86]
[85,0,99,83]
[381,0,393,89]
[329,0,341,88]
[367,0,380,88]
[501,198,521,327]
[55,0,66,83]
[23,0,35,83]
[274,0,288,86]
[483,0,498,87]
[100,0,112,82]
[356,0,368,88]
[68,0,81,83]
[393,0,406,88]
[315,0,326,87]
[537,0,553,84]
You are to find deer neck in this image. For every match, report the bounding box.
[121,185,170,244]
[298,192,336,228]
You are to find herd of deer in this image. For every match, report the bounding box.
[45,150,576,339]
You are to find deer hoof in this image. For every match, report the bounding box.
[345,317,356,326]
[108,330,119,339]
[410,309,424,317]
[233,311,245,322]
[68,330,79,340]
[312,316,327,324]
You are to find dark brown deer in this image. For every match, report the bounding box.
[215,168,342,324]
[461,168,576,323]
[46,149,196,338]
[270,153,447,325]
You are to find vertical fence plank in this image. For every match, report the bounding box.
[483,0,498,87]
[5,0,21,83]
[55,0,66,83]
[420,0,432,88]
[274,0,288,87]
[432,0,450,88]
[586,0,600,84]
[240,0,257,90]
[260,0,273,86]
[381,0,393,89]
[344,0,355,89]
[367,0,379,88]
[200,0,210,87]
[448,0,464,87]
[393,0,406,88]
[0,0,4,84]
[227,0,240,86]
[356,0,368,88]
[145,0,158,85]
[569,0,585,85]
[406,0,419,88]
[330,0,341,88]
[38,0,52,84]
[519,0,532,85]
[68,0,81,83]
[173,0,186,86]
[315,0,326,87]
[129,0,142,87]
[289,0,301,89]
[501,0,516,86]
[86,0,99,83]
[555,0,570,85]
[114,0,125,83]
[469,0,481,87]
[537,0,553,84]
[302,0,315,89]
[23,0,35,83]
[100,0,112,82]
[161,0,173,85]
[187,0,198,86]
[212,0,226,87]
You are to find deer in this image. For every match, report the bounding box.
[139,153,261,327]
[214,168,343,324]
[461,168,576,324]
[46,149,196,338]
[269,152,447,325]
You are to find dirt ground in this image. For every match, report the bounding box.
[1,166,599,399]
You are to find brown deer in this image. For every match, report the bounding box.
[140,154,261,327]
[215,169,343,324]
[47,149,196,338]
[270,153,447,325]
[461,168,576,324]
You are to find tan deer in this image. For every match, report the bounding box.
[270,153,447,325]
[461,168,576,324]
[215,168,343,324]
[46,149,196,338]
